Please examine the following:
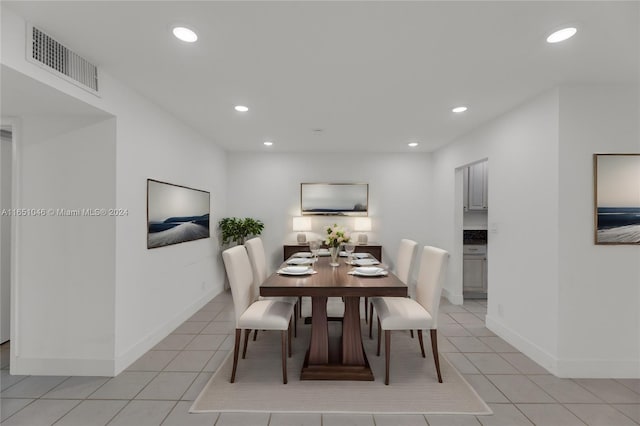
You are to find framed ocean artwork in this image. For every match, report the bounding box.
[593,154,640,245]
[301,183,368,217]
[147,179,210,249]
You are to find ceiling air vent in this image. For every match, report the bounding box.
[27,24,99,95]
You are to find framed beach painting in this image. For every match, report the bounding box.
[593,154,640,245]
[301,183,368,216]
[147,179,210,249]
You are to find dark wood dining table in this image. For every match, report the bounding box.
[260,253,407,380]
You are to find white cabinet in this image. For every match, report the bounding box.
[464,161,488,211]
[463,245,487,297]
[463,256,487,292]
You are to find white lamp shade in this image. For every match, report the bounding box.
[292,216,312,232]
[354,217,372,232]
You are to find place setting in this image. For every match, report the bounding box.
[286,257,316,265]
[347,266,388,277]
[347,257,380,266]
[291,251,313,258]
[276,265,317,276]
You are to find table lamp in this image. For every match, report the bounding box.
[354,217,372,244]
[293,216,312,243]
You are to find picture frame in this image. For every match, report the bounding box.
[301,183,368,216]
[147,179,210,249]
[593,154,640,245]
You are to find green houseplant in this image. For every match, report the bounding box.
[218,217,265,245]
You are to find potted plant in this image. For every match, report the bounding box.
[218,217,265,245]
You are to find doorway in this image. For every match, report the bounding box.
[461,160,488,301]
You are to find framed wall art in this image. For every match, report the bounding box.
[147,179,210,249]
[301,183,368,216]
[593,154,640,245]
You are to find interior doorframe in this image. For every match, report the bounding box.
[458,157,490,306]
[450,166,465,305]
[1,116,21,372]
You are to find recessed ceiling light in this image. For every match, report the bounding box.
[172,26,198,43]
[546,27,577,43]
[234,105,249,112]
[263,141,273,146]
[408,142,419,148]
[452,106,468,113]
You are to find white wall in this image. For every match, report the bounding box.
[431,90,561,372]
[227,152,432,276]
[557,85,640,377]
[2,8,228,375]
[110,75,228,372]
[0,128,12,343]
[14,117,117,375]
[432,85,640,378]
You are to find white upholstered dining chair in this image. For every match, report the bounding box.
[368,238,418,336]
[222,245,295,384]
[371,245,449,385]
[245,237,298,338]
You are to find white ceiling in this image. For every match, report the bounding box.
[3,1,639,152]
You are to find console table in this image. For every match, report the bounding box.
[283,243,382,261]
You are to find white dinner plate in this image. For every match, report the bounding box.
[317,249,330,256]
[287,257,314,265]
[293,252,313,258]
[352,253,369,258]
[353,258,380,266]
[278,266,314,275]
[351,267,387,277]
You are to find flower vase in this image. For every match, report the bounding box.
[329,246,340,267]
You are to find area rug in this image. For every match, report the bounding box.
[191,321,491,415]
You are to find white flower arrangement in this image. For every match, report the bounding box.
[325,224,351,248]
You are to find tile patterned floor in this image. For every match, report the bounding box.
[1,292,638,426]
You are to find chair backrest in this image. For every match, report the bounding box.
[222,245,255,327]
[415,246,450,329]
[395,239,418,285]
[244,237,268,298]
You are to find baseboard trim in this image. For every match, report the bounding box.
[485,314,557,375]
[556,358,640,378]
[11,356,114,376]
[442,288,463,305]
[114,289,220,375]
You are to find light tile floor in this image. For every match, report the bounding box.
[1,292,638,426]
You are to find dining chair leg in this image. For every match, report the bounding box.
[281,330,288,384]
[364,297,369,324]
[288,320,292,358]
[417,329,426,357]
[368,303,374,338]
[430,329,443,383]
[293,305,297,338]
[252,329,258,341]
[242,329,251,359]
[410,330,414,338]
[384,330,391,385]
[376,317,382,356]
[230,329,241,383]
[298,296,302,317]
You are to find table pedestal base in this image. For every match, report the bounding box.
[301,341,374,381]
[301,296,374,381]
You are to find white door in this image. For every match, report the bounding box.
[0,127,12,343]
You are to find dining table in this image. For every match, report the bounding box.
[260,252,407,381]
